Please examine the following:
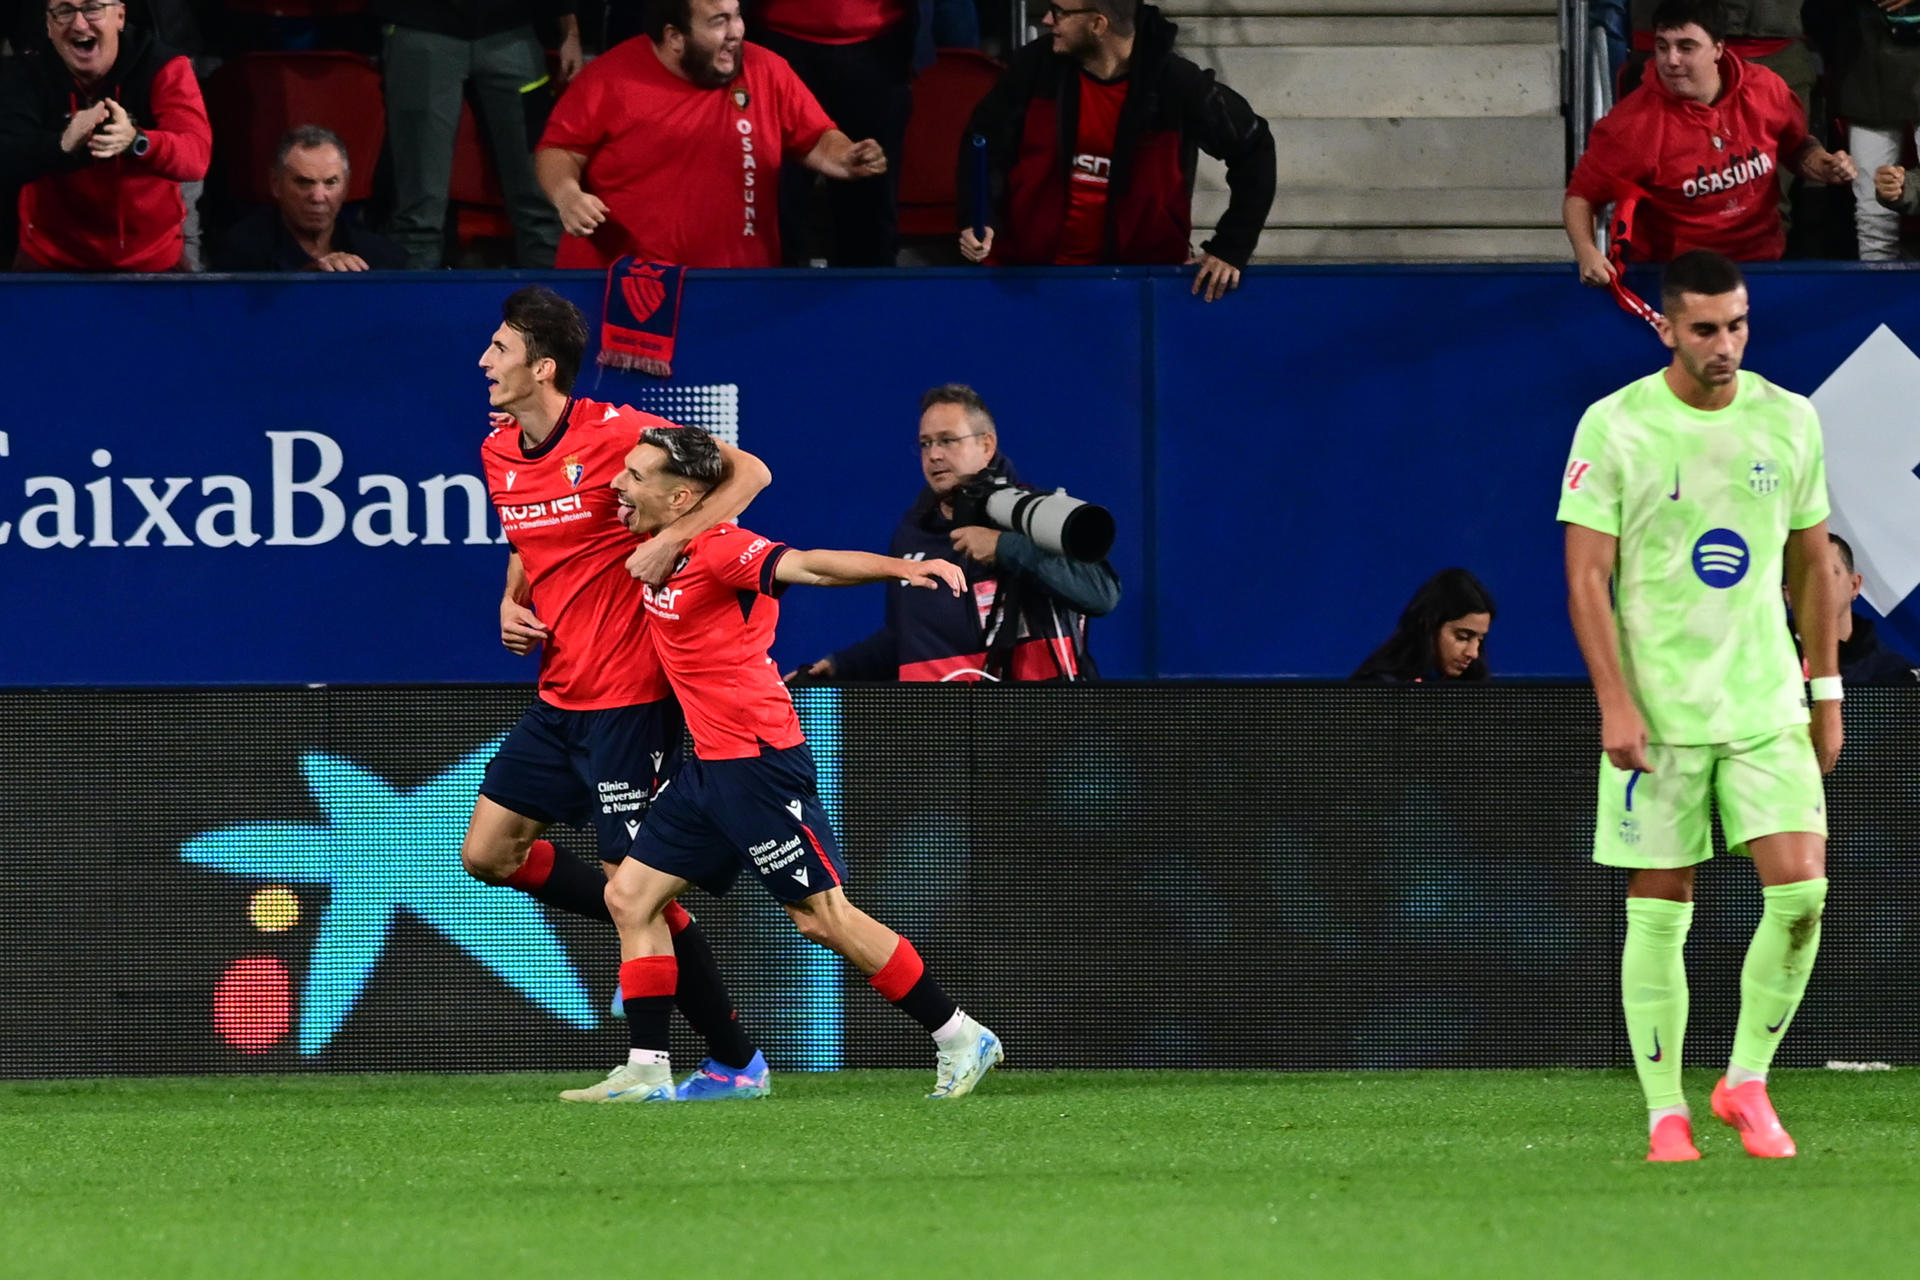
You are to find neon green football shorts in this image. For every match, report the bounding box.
[1592,724,1826,869]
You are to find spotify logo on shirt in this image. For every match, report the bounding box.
[1692,528,1750,588]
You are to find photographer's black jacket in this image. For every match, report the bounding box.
[829,457,1120,682]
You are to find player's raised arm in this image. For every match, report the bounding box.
[627,442,773,585]
[775,549,965,594]
[1785,521,1844,774]
[1565,523,1651,774]
[500,551,549,654]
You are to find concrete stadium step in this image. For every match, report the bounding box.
[1158,0,1554,15]
[1194,186,1564,229]
[1173,16,1557,48]
[1196,225,1570,261]
[1187,44,1559,119]
[1248,117,1566,189]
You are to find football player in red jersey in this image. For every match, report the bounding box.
[464,286,775,1101]
[560,424,1004,1104]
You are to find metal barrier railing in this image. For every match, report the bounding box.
[1562,3,1618,251]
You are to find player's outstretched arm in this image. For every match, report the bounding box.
[1785,521,1845,774]
[627,444,773,585]
[775,549,965,594]
[1565,523,1651,773]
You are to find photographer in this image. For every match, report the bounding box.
[790,384,1120,683]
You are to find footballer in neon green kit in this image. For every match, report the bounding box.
[1559,251,1844,1164]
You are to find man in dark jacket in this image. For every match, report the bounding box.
[0,2,209,271]
[789,384,1121,683]
[213,126,407,272]
[955,0,1273,302]
[1830,534,1920,685]
[373,0,579,268]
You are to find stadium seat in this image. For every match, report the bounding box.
[221,0,369,17]
[203,51,384,205]
[897,48,1003,238]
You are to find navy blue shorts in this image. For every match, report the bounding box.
[479,698,685,863]
[630,743,848,904]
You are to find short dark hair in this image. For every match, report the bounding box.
[1649,0,1726,44]
[640,425,724,489]
[644,0,694,41]
[500,287,587,393]
[1830,532,1856,574]
[1092,0,1136,36]
[918,383,996,434]
[1659,249,1745,315]
[275,124,349,172]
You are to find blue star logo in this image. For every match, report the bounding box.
[180,738,598,1054]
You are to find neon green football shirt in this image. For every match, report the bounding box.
[1557,369,1829,745]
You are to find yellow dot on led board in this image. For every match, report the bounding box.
[248,885,300,932]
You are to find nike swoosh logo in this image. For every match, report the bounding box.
[1647,1028,1663,1062]
[1767,1010,1790,1033]
[1668,469,1681,501]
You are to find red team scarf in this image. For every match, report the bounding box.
[599,258,687,378]
[1604,194,1664,333]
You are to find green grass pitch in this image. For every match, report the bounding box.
[3,1069,1916,1279]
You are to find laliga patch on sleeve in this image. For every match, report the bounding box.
[1565,459,1594,491]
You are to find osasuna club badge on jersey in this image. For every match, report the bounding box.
[732,87,750,110]
[563,454,584,487]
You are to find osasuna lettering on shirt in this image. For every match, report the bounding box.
[1566,50,1808,262]
[641,524,805,760]
[481,398,675,710]
[1055,74,1129,265]
[539,40,836,269]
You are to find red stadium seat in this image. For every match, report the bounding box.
[897,48,1003,238]
[221,0,369,17]
[204,52,384,205]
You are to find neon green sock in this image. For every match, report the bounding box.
[1622,898,1692,1110]
[1731,877,1828,1077]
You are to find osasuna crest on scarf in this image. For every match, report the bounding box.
[563,454,584,487]
[622,262,667,323]
[732,87,750,110]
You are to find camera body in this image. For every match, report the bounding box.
[949,473,1115,563]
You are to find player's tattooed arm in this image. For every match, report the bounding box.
[776,549,965,594]
[1565,523,1652,774]
[500,553,548,655]
[1786,521,1844,774]
[626,443,773,585]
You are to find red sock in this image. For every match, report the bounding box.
[869,936,958,1035]
[502,839,556,890]
[620,954,677,1056]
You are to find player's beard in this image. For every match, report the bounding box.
[680,37,741,89]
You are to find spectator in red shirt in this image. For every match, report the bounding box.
[0,1,210,271]
[1564,0,1854,285]
[535,0,889,270]
[957,1,1274,303]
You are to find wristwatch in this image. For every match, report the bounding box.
[129,131,149,158]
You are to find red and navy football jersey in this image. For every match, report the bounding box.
[641,523,806,759]
[481,397,676,710]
